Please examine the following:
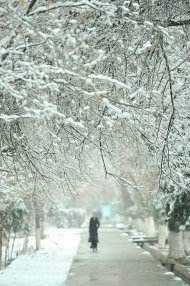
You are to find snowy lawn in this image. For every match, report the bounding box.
[0,228,81,286]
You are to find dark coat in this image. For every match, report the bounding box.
[89,217,100,247]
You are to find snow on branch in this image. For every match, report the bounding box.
[88,74,131,90]
[28,1,108,16]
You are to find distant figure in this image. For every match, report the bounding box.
[89,212,100,252]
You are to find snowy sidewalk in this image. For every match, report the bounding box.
[0,228,81,286]
[64,228,186,286]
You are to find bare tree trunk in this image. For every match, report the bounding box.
[4,234,10,266]
[144,216,156,236]
[0,227,3,269]
[23,233,29,254]
[40,206,45,239]
[23,195,34,253]
[158,224,167,249]
[10,230,17,260]
[183,231,190,255]
[168,230,185,259]
[33,194,42,251]
[35,213,41,251]
[134,218,144,233]
[40,203,45,239]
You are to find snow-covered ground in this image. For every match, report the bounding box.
[0,228,81,286]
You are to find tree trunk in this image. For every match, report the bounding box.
[33,195,41,251]
[40,207,45,239]
[10,230,17,259]
[4,234,10,266]
[23,232,29,254]
[158,224,167,249]
[35,214,41,251]
[0,227,3,269]
[144,216,156,236]
[183,231,190,255]
[22,196,33,254]
[134,218,144,233]
[168,230,185,259]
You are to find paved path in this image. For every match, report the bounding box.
[64,228,185,286]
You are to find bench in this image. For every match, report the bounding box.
[129,236,158,247]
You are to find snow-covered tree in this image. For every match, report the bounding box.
[0,0,190,259]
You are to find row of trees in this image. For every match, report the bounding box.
[0,194,44,268]
[0,0,190,260]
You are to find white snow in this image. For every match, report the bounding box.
[120,233,128,236]
[174,277,182,281]
[0,228,81,286]
[141,251,151,255]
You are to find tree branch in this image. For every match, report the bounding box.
[167,19,190,27]
[28,1,103,16]
[25,0,38,15]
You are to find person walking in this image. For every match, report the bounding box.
[89,212,100,252]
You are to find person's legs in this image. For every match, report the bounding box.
[93,241,97,252]
[91,240,97,251]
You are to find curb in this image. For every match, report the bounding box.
[174,263,190,284]
[143,243,190,284]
